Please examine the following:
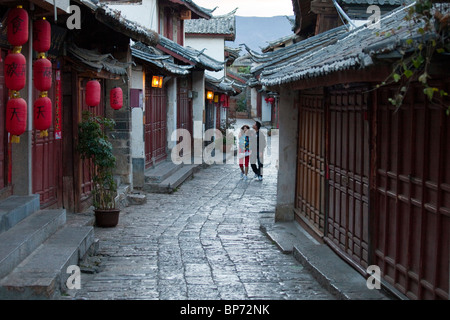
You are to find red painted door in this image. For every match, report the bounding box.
[145,77,167,169]
[325,86,371,274]
[0,50,7,191]
[374,82,450,300]
[32,64,62,208]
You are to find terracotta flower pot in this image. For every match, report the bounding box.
[94,209,120,228]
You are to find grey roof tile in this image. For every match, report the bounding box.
[258,2,445,87]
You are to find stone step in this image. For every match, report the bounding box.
[144,164,198,194]
[0,209,66,279]
[0,195,40,235]
[144,161,182,184]
[0,225,94,299]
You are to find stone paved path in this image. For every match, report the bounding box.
[70,130,335,300]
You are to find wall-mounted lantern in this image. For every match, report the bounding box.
[152,76,163,88]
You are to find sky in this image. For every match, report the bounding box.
[192,0,294,17]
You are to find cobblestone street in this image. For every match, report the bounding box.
[71,131,335,300]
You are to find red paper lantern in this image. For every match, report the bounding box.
[6,97,27,143]
[7,6,29,47]
[34,96,52,136]
[86,80,101,107]
[268,97,275,104]
[33,57,52,92]
[4,52,26,91]
[33,18,51,53]
[110,87,123,110]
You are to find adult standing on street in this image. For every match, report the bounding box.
[250,121,266,181]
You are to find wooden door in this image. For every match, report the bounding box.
[145,77,167,169]
[32,64,62,208]
[325,86,371,273]
[374,82,450,300]
[295,89,326,237]
[177,78,192,135]
[0,49,8,191]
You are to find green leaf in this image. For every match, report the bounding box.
[437,48,445,54]
[424,87,434,101]
[440,90,448,97]
[406,38,413,45]
[412,55,424,68]
[404,69,413,78]
[423,87,439,101]
[393,73,401,82]
[418,72,428,84]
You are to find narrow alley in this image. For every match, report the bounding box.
[70,125,335,300]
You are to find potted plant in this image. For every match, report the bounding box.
[77,110,119,227]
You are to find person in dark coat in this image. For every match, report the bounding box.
[249,121,266,181]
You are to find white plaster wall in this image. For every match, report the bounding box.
[185,37,225,79]
[262,97,271,123]
[130,66,145,159]
[109,0,158,31]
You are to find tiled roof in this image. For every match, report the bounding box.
[75,0,159,47]
[247,25,348,75]
[172,0,215,19]
[131,43,193,76]
[185,9,237,41]
[158,36,224,72]
[67,43,132,75]
[337,0,404,5]
[258,2,445,87]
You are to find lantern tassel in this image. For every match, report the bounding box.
[12,46,22,54]
[39,130,49,138]
[11,135,20,144]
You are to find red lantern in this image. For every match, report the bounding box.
[34,95,52,136]
[6,97,27,143]
[33,18,51,53]
[110,87,123,110]
[4,52,26,91]
[268,97,275,104]
[33,57,52,92]
[86,80,101,107]
[7,6,29,48]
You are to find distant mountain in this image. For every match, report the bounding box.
[226,16,295,55]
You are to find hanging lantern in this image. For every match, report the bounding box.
[7,6,29,48]
[33,17,51,54]
[33,57,52,92]
[34,94,52,137]
[86,80,101,107]
[6,96,27,143]
[151,76,163,88]
[206,91,214,100]
[110,87,123,110]
[268,97,275,104]
[4,51,26,91]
